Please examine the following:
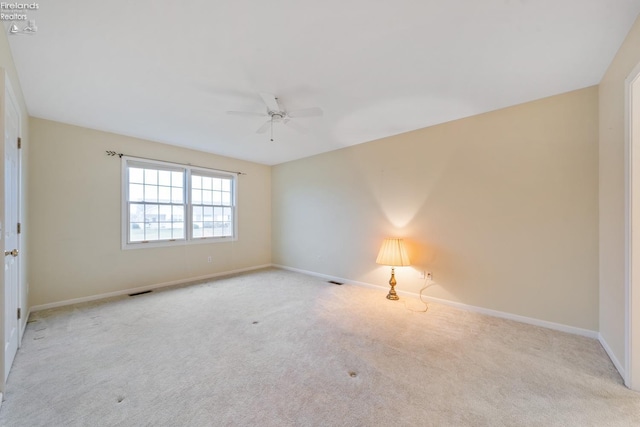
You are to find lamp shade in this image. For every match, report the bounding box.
[376,238,410,267]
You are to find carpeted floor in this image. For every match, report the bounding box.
[1,268,638,426]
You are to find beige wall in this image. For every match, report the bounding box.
[273,87,599,331]
[599,15,640,367]
[28,118,271,307]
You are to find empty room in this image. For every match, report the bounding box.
[1,1,640,425]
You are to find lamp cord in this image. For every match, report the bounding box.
[403,278,433,313]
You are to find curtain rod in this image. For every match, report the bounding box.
[106,151,246,175]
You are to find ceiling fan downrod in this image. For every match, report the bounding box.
[270,117,274,142]
[269,112,283,142]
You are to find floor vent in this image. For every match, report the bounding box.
[128,290,153,297]
[328,280,344,285]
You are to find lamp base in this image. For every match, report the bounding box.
[387,267,399,300]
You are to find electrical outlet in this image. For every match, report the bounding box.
[427,272,433,281]
[419,271,426,279]
[207,256,212,263]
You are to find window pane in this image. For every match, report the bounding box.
[223,207,232,220]
[144,184,158,202]
[144,169,157,185]
[173,205,184,222]
[172,171,183,188]
[212,191,222,205]
[158,170,171,186]
[130,203,144,222]
[193,223,203,238]
[159,205,172,221]
[159,223,173,238]
[130,223,145,242]
[158,186,171,203]
[192,188,201,204]
[193,206,203,221]
[172,187,183,203]
[222,223,232,236]
[173,224,184,239]
[222,192,231,206]
[203,190,212,204]
[129,168,144,184]
[212,178,222,191]
[204,206,213,220]
[192,175,202,189]
[222,179,231,192]
[202,177,212,190]
[130,222,144,239]
[129,184,144,202]
[145,204,159,225]
[145,225,159,241]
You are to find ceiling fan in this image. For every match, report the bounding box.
[226,93,323,141]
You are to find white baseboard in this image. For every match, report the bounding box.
[598,333,625,379]
[30,264,272,312]
[273,264,599,339]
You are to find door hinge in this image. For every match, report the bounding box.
[17,137,21,149]
[17,308,21,320]
[17,222,21,234]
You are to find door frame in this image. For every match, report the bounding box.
[625,60,640,390]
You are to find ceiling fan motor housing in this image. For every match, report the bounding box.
[270,112,285,122]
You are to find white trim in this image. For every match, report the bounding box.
[600,333,625,378]
[30,264,271,312]
[273,264,599,339]
[625,60,640,390]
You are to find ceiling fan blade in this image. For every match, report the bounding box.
[256,120,271,134]
[287,107,323,118]
[226,110,266,117]
[259,92,281,112]
[283,119,307,134]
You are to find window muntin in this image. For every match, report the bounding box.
[124,158,236,248]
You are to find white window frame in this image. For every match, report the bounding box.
[121,157,238,249]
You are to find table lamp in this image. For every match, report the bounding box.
[376,238,410,300]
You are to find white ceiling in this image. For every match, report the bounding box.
[7,1,640,165]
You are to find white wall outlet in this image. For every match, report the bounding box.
[207,256,212,263]
[419,271,426,279]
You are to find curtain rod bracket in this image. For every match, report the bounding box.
[106,150,123,158]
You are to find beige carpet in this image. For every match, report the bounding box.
[0,268,638,426]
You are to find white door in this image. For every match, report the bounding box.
[3,76,20,382]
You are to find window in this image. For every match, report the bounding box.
[191,172,234,238]
[123,158,236,248]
